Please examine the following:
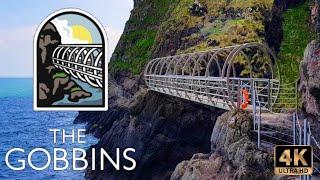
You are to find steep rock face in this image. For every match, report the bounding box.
[153,0,276,57]
[299,39,320,148]
[78,90,224,179]
[171,153,235,180]
[171,111,273,180]
[300,0,320,119]
[300,40,320,117]
[110,0,173,75]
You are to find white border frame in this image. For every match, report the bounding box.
[33,8,108,111]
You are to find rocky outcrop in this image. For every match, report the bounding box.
[171,153,235,180]
[299,0,320,119]
[77,90,224,179]
[37,22,91,106]
[300,40,320,117]
[171,111,273,180]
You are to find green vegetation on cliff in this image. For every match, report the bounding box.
[111,0,274,74]
[278,2,316,84]
[156,0,273,54]
[110,0,176,74]
[111,0,315,88]
[273,2,316,110]
[111,29,156,74]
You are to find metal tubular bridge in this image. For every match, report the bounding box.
[144,43,282,112]
[144,43,319,178]
[52,44,104,88]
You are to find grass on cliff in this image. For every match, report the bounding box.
[110,0,175,75]
[172,0,273,53]
[274,2,316,110]
[111,29,156,74]
[278,2,316,84]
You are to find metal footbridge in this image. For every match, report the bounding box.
[144,43,320,178]
[144,43,296,112]
[52,44,104,88]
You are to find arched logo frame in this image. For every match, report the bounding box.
[33,8,108,111]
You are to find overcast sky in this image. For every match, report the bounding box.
[0,0,133,77]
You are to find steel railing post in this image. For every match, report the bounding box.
[299,125,302,145]
[296,80,298,112]
[304,119,307,145]
[258,104,261,149]
[293,113,296,145]
[267,79,271,110]
[252,81,256,130]
[237,80,241,109]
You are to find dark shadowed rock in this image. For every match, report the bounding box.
[300,40,320,117]
[77,89,224,180]
[172,111,273,180]
[171,152,235,180]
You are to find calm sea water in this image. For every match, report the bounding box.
[0,78,97,180]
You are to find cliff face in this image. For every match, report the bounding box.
[171,111,273,180]
[299,0,320,144]
[300,0,320,118]
[75,0,317,179]
[77,90,224,179]
[110,0,279,75]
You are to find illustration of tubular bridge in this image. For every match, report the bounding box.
[52,44,104,88]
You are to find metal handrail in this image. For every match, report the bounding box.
[146,74,278,111]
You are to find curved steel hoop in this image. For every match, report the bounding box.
[144,43,280,111]
[52,44,104,88]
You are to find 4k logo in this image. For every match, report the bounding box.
[275,145,313,175]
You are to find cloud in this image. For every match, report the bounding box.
[52,18,89,44]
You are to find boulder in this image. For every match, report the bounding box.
[171,111,273,180]
[300,40,320,117]
[170,153,235,180]
[79,90,224,180]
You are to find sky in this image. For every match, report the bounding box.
[52,14,103,44]
[0,0,133,77]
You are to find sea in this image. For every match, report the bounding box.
[0,78,97,180]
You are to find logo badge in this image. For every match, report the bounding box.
[33,9,108,111]
[274,145,313,175]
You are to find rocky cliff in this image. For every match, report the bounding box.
[299,0,320,144]
[299,0,320,118]
[75,0,318,179]
[171,111,273,180]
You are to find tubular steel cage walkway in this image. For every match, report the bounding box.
[144,43,283,112]
[144,43,319,178]
[52,44,104,88]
